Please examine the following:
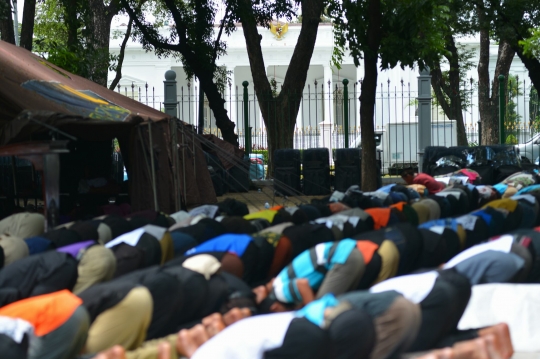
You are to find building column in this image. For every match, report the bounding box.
[323,65,334,125]
[320,65,334,164]
[227,67,237,129]
[355,66,362,129]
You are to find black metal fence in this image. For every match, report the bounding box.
[116,75,537,174]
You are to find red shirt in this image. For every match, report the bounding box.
[413,173,444,194]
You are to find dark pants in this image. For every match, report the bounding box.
[407,269,471,352]
[264,318,331,359]
[29,306,89,359]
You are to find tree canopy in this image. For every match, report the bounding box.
[328,0,450,190]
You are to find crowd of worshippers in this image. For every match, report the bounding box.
[2,168,540,359]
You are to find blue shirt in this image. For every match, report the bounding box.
[185,234,253,257]
[296,294,339,327]
[418,218,459,233]
[273,239,358,304]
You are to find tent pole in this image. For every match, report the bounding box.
[11,156,18,208]
[181,126,187,206]
[147,122,159,212]
[192,126,196,182]
[170,118,180,212]
[137,126,157,212]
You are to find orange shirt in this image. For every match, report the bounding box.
[0,290,82,336]
[356,240,379,265]
[390,202,406,211]
[365,208,391,230]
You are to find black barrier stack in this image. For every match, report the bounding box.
[274,149,301,196]
[302,148,331,195]
[334,148,362,192]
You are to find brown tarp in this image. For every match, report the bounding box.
[0,40,217,211]
[0,40,165,124]
[130,120,217,212]
[202,134,244,170]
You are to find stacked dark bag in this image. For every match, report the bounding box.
[302,148,331,196]
[423,145,539,185]
[273,149,302,196]
[273,148,382,196]
[334,148,362,192]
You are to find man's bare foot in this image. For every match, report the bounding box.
[252,285,268,304]
[453,338,489,359]
[437,347,454,359]
[190,324,210,346]
[157,342,171,359]
[484,334,503,359]
[414,348,454,359]
[223,307,252,326]
[92,345,126,359]
[177,330,199,358]
[202,313,226,337]
[478,323,513,359]
[414,353,439,359]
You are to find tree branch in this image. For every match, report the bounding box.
[212,2,231,65]
[119,0,182,52]
[109,18,133,90]
[431,66,453,117]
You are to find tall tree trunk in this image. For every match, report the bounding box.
[477,5,515,145]
[201,74,238,146]
[19,0,36,50]
[446,35,468,146]
[0,0,15,44]
[62,0,79,51]
[238,0,324,176]
[109,18,132,90]
[360,0,382,191]
[430,35,468,146]
[86,0,116,86]
[120,0,239,146]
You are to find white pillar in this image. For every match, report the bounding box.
[323,65,334,124]
[320,65,334,164]
[320,122,333,165]
[228,67,237,129]
[355,66,362,129]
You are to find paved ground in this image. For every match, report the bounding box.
[216,184,327,213]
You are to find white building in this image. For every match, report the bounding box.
[109,23,533,153]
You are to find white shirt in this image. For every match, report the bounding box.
[191,312,295,359]
[104,228,145,248]
[0,316,34,343]
[370,271,439,303]
[443,236,514,269]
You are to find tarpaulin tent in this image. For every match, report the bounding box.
[0,41,216,216]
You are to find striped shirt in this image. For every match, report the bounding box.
[273,240,357,304]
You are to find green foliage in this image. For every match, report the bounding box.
[328,0,450,70]
[505,74,524,127]
[251,149,269,164]
[528,87,540,133]
[270,78,279,97]
[33,0,117,81]
[122,0,298,83]
[432,44,477,112]
[520,28,540,58]
[505,134,518,145]
[214,67,233,95]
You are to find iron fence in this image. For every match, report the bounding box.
[116,75,539,174]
